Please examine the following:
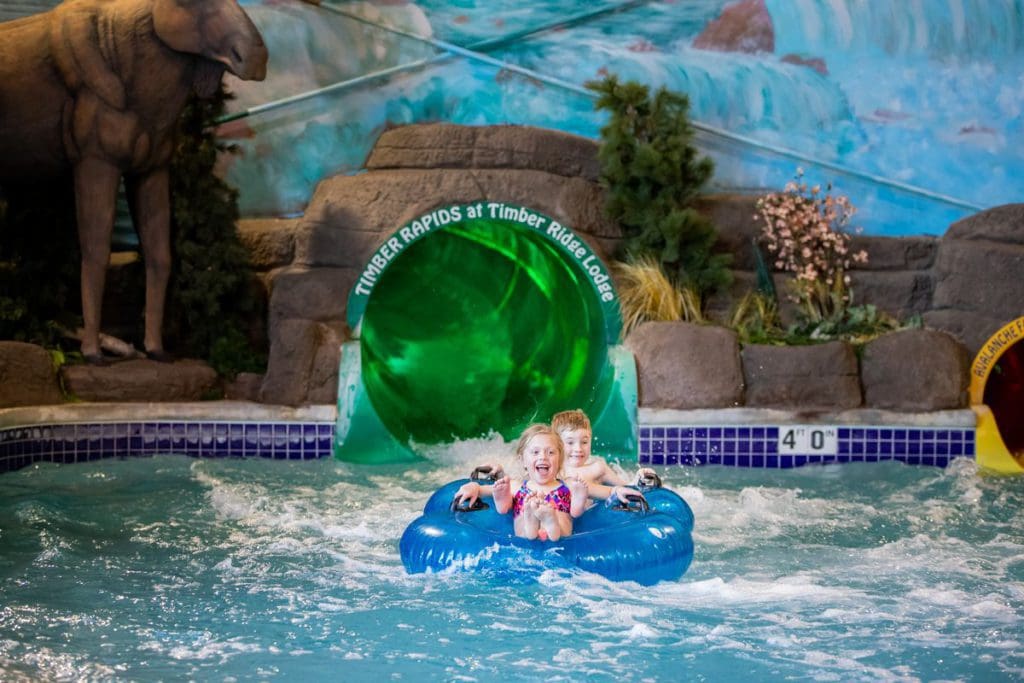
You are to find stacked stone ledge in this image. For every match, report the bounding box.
[623,323,969,412]
[860,329,970,410]
[255,124,622,406]
[625,322,744,409]
[0,123,1015,411]
[741,341,861,409]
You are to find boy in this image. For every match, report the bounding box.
[551,409,651,505]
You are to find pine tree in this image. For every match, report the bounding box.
[587,75,731,300]
[167,86,265,378]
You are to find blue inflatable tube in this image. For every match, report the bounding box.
[400,480,695,585]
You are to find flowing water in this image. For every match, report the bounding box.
[224,0,1023,234]
[1,441,1023,681]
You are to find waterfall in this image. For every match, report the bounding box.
[767,0,1024,58]
[511,35,859,143]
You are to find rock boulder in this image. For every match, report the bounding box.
[61,359,218,402]
[861,329,969,410]
[742,341,861,409]
[625,322,743,409]
[0,342,63,406]
[929,204,1024,354]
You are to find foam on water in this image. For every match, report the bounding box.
[1,446,1024,680]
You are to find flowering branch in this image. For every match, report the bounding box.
[755,169,868,324]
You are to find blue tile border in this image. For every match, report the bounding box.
[0,418,978,473]
[0,420,335,473]
[638,424,976,468]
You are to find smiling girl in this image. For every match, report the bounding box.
[454,424,587,541]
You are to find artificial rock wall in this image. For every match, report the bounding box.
[3,123,1019,411]
[241,123,995,412]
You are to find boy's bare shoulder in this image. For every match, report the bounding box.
[564,462,599,482]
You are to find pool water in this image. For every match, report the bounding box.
[1,444,1023,681]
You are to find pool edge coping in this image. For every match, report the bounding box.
[0,401,337,428]
[0,402,978,429]
[639,407,977,428]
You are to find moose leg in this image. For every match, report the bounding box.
[74,157,120,361]
[125,167,171,359]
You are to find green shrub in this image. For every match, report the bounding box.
[788,303,919,344]
[166,87,266,378]
[587,74,731,303]
[0,182,81,348]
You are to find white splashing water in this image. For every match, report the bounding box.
[1,449,1023,680]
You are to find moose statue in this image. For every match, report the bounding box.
[0,0,268,363]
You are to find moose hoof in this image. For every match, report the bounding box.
[84,353,110,367]
[145,350,174,363]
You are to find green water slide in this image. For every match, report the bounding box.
[335,203,637,463]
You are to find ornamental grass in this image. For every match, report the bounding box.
[615,255,704,338]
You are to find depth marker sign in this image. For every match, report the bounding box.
[778,426,839,456]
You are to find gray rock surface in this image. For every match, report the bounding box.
[696,193,760,271]
[625,322,744,409]
[0,342,63,406]
[223,372,264,402]
[848,271,933,319]
[268,266,358,324]
[742,341,861,409]
[237,217,297,269]
[925,206,1024,354]
[850,235,937,271]
[61,359,218,402]
[366,123,602,181]
[295,168,619,270]
[260,319,344,406]
[944,203,1024,244]
[932,238,1024,324]
[922,310,1004,359]
[861,329,969,410]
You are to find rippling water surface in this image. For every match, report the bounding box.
[1,442,1023,681]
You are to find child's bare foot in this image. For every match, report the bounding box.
[534,502,554,521]
[514,495,542,540]
[492,476,512,512]
[534,502,562,541]
[524,494,542,519]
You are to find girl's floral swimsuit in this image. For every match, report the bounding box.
[512,480,572,540]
